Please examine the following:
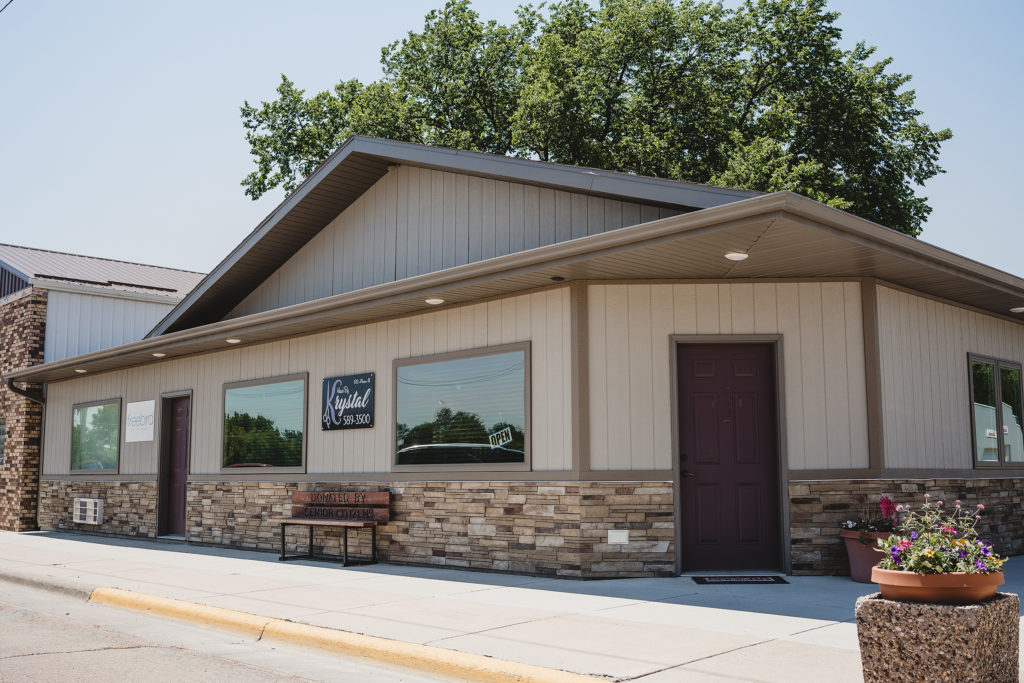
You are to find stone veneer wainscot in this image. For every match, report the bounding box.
[788,478,1024,575]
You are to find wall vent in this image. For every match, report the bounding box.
[72,498,103,525]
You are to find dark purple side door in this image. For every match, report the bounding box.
[677,343,780,571]
[159,397,190,536]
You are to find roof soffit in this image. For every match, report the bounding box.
[13,192,1024,385]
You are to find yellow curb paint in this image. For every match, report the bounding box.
[89,587,269,638]
[89,587,601,683]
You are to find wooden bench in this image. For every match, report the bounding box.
[276,490,390,565]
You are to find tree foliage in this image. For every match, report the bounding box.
[240,0,950,236]
[223,411,303,467]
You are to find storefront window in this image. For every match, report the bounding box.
[970,355,1024,466]
[223,375,306,470]
[71,400,121,472]
[395,344,528,468]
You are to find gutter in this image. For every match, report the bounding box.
[6,377,44,405]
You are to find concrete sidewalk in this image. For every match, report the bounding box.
[1,531,1021,682]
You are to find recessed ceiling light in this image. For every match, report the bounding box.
[225,338,242,344]
[74,369,87,374]
[152,352,166,358]
[1011,307,1024,314]
[551,276,565,282]
[425,297,445,306]
[724,252,749,261]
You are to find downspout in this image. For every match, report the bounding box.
[6,378,45,405]
[6,378,45,532]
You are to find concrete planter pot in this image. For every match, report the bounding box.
[855,592,1019,682]
[871,567,1005,605]
[839,530,889,583]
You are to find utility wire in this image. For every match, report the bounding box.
[0,1,13,16]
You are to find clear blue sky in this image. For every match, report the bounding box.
[1,1,1021,276]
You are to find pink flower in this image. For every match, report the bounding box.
[955,499,961,505]
[937,500,943,506]
[976,515,982,520]
[924,493,930,498]
[977,504,985,510]
[941,526,956,535]
[896,505,903,511]
[879,496,896,518]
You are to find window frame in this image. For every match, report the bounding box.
[220,373,308,474]
[69,397,122,474]
[392,342,532,473]
[968,353,1024,468]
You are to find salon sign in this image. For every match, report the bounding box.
[321,372,374,430]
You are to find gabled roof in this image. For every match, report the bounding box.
[0,243,204,298]
[11,191,1024,385]
[149,136,759,336]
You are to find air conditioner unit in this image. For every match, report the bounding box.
[72,497,103,525]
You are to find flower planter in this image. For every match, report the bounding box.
[840,530,889,583]
[870,567,1005,605]
[856,592,1019,682]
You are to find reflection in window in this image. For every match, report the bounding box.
[1001,366,1023,463]
[223,378,305,468]
[970,357,1024,466]
[396,348,527,466]
[71,401,120,471]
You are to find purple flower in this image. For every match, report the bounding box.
[981,545,993,557]
[975,560,987,571]
[910,531,918,541]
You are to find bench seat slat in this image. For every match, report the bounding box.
[276,518,377,528]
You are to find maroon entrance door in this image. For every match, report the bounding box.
[677,343,780,571]
[159,396,190,537]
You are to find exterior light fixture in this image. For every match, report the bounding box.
[425,297,445,305]
[1011,307,1024,314]
[226,338,242,344]
[152,352,166,358]
[551,276,565,282]
[74,369,87,374]
[724,252,749,261]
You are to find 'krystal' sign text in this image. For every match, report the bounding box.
[322,372,374,430]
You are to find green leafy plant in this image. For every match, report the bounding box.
[875,495,1005,574]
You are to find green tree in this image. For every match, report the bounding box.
[240,0,950,236]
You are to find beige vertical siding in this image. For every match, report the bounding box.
[876,285,1024,469]
[227,166,679,319]
[43,288,572,476]
[587,282,869,471]
[43,291,177,363]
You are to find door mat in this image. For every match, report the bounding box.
[691,575,788,585]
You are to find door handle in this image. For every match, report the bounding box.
[681,470,695,478]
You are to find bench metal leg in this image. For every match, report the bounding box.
[280,523,287,560]
[372,526,377,562]
[308,525,314,558]
[343,527,349,565]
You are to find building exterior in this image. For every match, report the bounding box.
[0,244,204,531]
[5,137,1024,577]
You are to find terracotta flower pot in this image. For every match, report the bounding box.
[840,530,890,583]
[870,567,1005,605]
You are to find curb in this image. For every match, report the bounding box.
[0,569,93,601]
[90,587,603,683]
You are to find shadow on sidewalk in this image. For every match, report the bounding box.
[24,531,1024,621]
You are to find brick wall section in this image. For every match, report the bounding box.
[0,290,46,532]
[789,478,1024,575]
[37,480,158,536]
[183,480,674,578]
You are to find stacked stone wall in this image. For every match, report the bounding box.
[37,480,158,536]
[186,480,674,578]
[788,478,1024,575]
[0,290,46,531]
